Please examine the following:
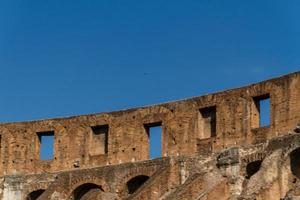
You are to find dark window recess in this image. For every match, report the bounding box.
[246,160,262,179]
[37,131,54,160]
[253,94,270,127]
[144,122,162,159]
[199,106,217,138]
[91,125,109,155]
[127,175,149,194]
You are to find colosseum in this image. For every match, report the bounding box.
[1,71,300,200]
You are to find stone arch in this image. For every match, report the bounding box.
[280,145,300,180]
[126,175,150,194]
[115,167,155,197]
[289,147,300,179]
[242,153,265,180]
[242,152,266,164]
[71,183,104,200]
[66,177,109,200]
[26,189,45,200]
[24,182,49,200]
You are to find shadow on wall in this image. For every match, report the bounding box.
[26,189,45,200]
[127,175,150,195]
[246,160,262,179]
[290,148,300,179]
[72,183,104,200]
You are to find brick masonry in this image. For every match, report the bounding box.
[0,72,300,199]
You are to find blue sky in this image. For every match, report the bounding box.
[0,0,299,123]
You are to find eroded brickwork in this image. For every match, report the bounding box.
[0,72,300,200]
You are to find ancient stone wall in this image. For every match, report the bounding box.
[12,129,300,200]
[0,72,299,178]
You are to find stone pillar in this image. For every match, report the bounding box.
[2,176,23,200]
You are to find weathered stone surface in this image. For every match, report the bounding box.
[217,147,239,167]
[0,72,300,199]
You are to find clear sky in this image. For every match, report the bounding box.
[0,0,299,123]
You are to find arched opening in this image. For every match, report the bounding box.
[126,175,149,194]
[26,189,45,200]
[73,183,104,200]
[246,160,262,179]
[290,148,300,179]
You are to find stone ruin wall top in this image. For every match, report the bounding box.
[0,71,300,176]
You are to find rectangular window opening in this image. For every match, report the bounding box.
[253,94,270,128]
[199,106,217,138]
[37,131,54,160]
[144,122,162,160]
[91,125,109,155]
